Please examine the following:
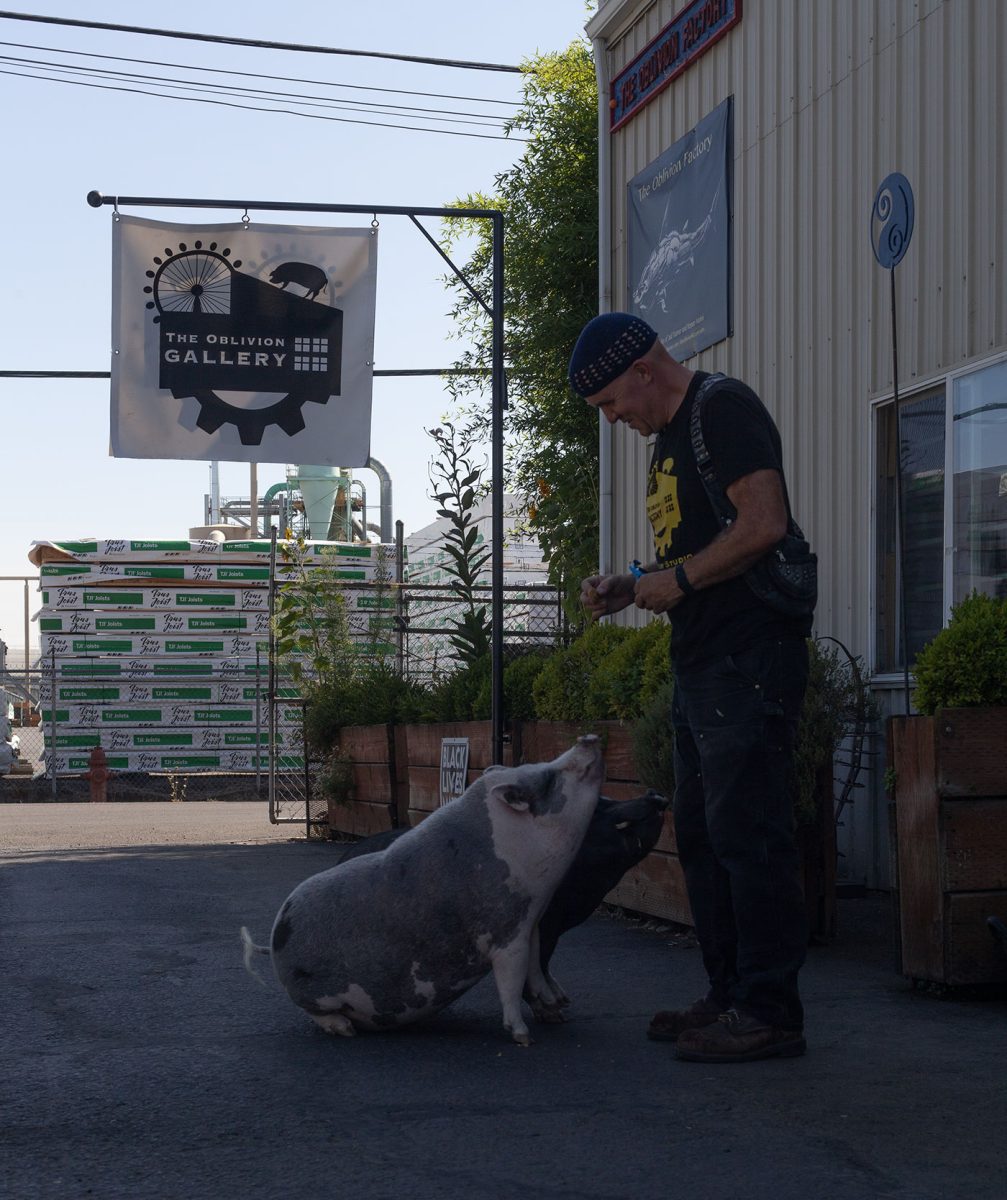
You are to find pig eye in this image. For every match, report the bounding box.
[615,821,630,830]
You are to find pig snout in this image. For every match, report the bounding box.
[557,735,604,783]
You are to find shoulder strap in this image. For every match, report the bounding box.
[688,372,734,527]
[690,373,806,544]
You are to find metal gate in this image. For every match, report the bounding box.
[267,694,327,836]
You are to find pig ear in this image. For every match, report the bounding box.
[487,782,530,812]
[483,763,507,776]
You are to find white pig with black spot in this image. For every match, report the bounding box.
[241,736,603,1045]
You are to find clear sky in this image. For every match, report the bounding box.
[0,1,594,657]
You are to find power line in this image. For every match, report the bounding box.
[0,10,523,72]
[0,38,522,107]
[0,67,525,140]
[0,53,512,125]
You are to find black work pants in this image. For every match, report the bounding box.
[672,636,809,1030]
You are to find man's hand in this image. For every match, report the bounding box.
[580,573,635,620]
[633,569,684,614]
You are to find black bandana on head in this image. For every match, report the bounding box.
[568,313,658,398]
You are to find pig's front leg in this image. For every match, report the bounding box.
[491,938,534,1045]
[523,925,567,1024]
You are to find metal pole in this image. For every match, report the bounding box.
[490,212,506,766]
[395,519,405,680]
[88,192,502,222]
[254,645,261,798]
[303,706,312,841]
[49,648,57,799]
[890,267,911,716]
[22,579,29,721]
[249,463,259,538]
[267,528,278,822]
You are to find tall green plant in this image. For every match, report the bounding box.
[441,41,599,618]
[273,536,355,687]
[426,421,492,666]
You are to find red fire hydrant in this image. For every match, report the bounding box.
[87,746,109,802]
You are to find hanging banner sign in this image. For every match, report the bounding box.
[110,216,377,463]
[628,97,733,361]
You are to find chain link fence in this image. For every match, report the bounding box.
[1,565,568,819]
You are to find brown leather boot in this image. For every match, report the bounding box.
[647,997,724,1042]
[675,1008,806,1062]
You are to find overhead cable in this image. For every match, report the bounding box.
[0,66,525,139]
[0,53,512,124]
[0,38,522,106]
[0,10,523,72]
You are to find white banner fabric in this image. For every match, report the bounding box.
[110,216,377,464]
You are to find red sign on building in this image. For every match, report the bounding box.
[610,0,742,132]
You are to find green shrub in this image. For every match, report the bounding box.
[913,591,1007,714]
[630,677,676,798]
[532,623,631,720]
[317,748,355,807]
[304,661,425,752]
[590,620,671,721]
[505,651,551,720]
[638,623,673,710]
[418,655,492,723]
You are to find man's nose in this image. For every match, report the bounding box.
[604,407,619,425]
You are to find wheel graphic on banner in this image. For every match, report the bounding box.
[144,243,241,322]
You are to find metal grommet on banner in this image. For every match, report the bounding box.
[241,208,251,229]
[371,214,379,236]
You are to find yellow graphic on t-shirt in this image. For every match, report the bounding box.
[647,455,680,559]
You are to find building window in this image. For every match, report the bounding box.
[875,387,945,672]
[952,361,1007,602]
[875,357,1007,672]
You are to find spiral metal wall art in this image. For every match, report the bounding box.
[871,172,915,269]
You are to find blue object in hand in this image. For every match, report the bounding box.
[629,560,647,578]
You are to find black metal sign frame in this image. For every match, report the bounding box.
[87,190,509,764]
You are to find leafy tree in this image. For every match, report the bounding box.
[442,40,599,618]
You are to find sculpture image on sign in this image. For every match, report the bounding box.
[627,97,732,361]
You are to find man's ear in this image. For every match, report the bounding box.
[631,358,653,384]
[487,782,530,813]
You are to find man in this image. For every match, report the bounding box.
[570,312,814,1063]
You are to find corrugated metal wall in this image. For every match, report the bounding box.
[593,0,1007,884]
[599,0,1007,661]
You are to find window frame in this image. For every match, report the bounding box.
[870,345,1007,678]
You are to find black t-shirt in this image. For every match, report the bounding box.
[646,371,810,667]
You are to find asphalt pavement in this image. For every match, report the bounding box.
[1,802,1005,1200]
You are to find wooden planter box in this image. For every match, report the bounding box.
[327,723,408,838]
[325,718,835,939]
[402,721,513,826]
[890,708,1007,986]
